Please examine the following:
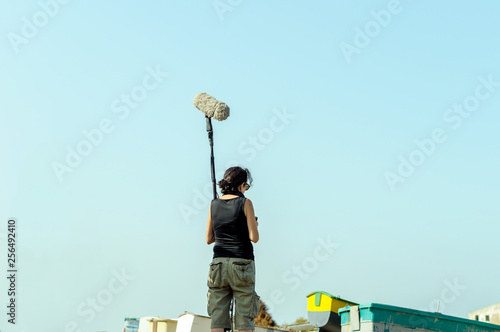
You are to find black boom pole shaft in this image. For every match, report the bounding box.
[206,116,218,200]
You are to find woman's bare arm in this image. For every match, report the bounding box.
[206,204,215,244]
[244,199,259,243]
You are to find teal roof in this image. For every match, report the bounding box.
[339,303,500,332]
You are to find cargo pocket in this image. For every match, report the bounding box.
[250,292,260,318]
[207,290,216,317]
[207,262,222,288]
[232,260,255,287]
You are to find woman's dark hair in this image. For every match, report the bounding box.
[218,166,252,194]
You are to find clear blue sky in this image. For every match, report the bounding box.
[1,1,500,331]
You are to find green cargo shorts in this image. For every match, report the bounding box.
[207,257,260,330]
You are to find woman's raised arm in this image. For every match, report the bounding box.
[206,204,215,244]
[244,199,259,243]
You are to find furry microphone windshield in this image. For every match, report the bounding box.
[193,93,230,121]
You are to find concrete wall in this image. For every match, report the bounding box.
[469,304,500,325]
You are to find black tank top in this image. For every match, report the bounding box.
[211,191,254,260]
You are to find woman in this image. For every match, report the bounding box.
[206,166,260,332]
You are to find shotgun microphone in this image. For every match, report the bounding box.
[193,93,230,121]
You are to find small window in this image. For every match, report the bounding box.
[475,315,479,321]
[485,315,490,322]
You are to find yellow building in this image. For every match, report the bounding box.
[469,303,500,325]
[306,291,358,332]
